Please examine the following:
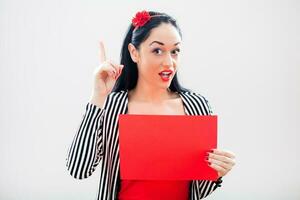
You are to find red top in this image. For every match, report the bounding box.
[118,180,190,200]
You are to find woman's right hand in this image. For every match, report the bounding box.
[92,41,124,96]
[89,41,124,108]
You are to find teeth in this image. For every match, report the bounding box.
[161,72,171,75]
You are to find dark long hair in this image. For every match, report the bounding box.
[112,11,190,93]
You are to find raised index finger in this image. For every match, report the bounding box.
[99,41,106,63]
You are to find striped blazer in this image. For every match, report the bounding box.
[66,89,221,200]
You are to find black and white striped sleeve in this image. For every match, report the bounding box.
[66,102,106,179]
[190,94,223,199]
[203,96,213,115]
[190,177,223,199]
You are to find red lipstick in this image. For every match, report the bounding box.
[158,70,173,82]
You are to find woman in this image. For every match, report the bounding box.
[66,10,236,200]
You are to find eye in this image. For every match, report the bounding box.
[171,48,180,55]
[152,48,163,55]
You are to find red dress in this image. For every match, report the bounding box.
[118,180,190,200]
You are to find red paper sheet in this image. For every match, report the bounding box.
[118,114,218,181]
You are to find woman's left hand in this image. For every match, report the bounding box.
[206,149,236,178]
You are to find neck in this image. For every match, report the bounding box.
[129,80,174,104]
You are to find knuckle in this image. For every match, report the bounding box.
[225,157,231,163]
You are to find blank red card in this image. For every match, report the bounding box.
[118,114,218,181]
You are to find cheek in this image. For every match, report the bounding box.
[140,58,160,73]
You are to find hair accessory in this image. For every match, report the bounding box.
[131,10,164,30]
[132,10,151,29]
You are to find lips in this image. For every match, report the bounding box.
[158,69,173,81]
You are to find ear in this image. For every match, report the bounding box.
[128,43,139,63]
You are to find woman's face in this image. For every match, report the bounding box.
[129,23,182,90]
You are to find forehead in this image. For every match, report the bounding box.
[143,23,181,46]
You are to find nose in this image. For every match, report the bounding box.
[162,52,174,67]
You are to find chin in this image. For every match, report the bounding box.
[159,82,172,90]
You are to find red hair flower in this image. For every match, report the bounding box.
[132,10,151,29]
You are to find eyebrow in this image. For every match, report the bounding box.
[149,41,181,46]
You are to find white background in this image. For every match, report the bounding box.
[0,0,299,199]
